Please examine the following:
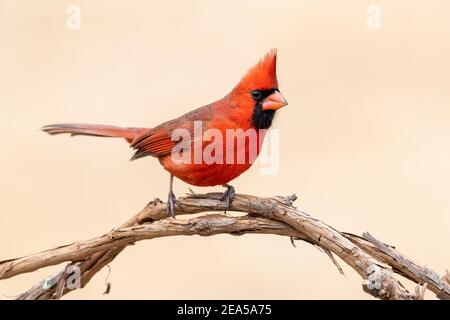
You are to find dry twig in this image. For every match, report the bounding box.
[0,192,449,300]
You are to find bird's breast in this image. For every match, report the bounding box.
[158,127,267,186]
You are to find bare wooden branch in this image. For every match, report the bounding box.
[0,215,304,279]
[1,192,449,300]
[344,232,450,299]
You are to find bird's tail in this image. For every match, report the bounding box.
[42,123,147,143]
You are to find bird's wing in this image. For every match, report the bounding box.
[130,104,215,160]
[129,127,176,160]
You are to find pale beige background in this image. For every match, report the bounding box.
[1,0,449,299]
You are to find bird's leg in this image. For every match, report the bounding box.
[167,174,177,217]
[220,184,235,209]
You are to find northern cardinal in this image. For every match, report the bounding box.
[43,50,288,216]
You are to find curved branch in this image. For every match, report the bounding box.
[0,215,306,279]
[1,192,449,300]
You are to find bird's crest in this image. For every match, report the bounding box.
[234,50,278,92]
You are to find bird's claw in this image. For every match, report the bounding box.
[220,185,235,209]
[167,191,177,217]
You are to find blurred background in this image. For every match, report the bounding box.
[1,0,449,299]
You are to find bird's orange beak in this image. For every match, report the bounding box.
[261,91,288,111]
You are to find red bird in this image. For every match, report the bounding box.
[43,50,288,216]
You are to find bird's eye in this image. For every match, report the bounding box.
[251,90,262,100]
